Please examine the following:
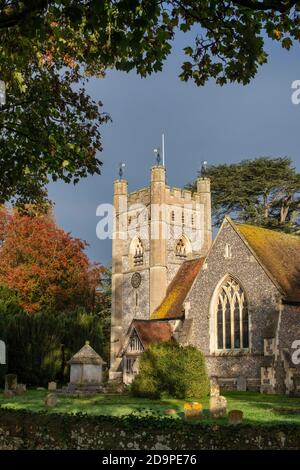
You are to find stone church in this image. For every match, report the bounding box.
[109,165,300,394]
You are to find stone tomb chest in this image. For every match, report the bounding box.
[68,341,106,387]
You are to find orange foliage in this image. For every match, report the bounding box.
[0,207,103,313]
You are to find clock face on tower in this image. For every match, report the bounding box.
[131,272,142,289]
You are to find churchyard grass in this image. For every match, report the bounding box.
[1,390,300,425]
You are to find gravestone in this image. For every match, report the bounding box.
[164,409,177,415]
[210,396,227,418]
[260,367,274,394]
[44,393,58,407]
[5,374,17,391]
[210,376,220,397]
[0,340,6,365]
[48,381,57,391]
[67,383,76,392]
[237,376,247,391]
[228,410,243,425]
[15,384,26,396]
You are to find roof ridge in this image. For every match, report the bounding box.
[182,256,205,262]
[232,221,300,301]
[68,341,106,364]
[133,318,172,323]
[235,222,300,241]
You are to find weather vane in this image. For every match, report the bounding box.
[118,162,126,179]
[200,160,208,177]
[153,147,161,165]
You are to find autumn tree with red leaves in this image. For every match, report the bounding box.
[0,207,103,313]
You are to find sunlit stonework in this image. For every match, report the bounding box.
[109,166,300,395]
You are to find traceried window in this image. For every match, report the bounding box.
[216,277,249,350]
[175,238,187,258]
[133,237,144,266]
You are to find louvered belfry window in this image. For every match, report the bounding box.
[133,238,144,266]
[175,238,187,258]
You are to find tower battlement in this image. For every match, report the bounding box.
[109,165,212,380]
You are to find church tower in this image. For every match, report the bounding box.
[109,165,212,380]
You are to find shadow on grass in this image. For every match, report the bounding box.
[1,389,300,426]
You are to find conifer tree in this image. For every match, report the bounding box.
[187,157,300,234]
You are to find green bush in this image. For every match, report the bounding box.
[131,341,209,399]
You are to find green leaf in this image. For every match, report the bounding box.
[13,72,27,93]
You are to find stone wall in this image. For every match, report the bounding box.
[122,269,150,332]
[0,409,300,450]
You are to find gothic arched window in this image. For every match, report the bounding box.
[133,237,144,266]
[175,238,187,258]
[216,277,249,350]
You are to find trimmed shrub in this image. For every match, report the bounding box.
[131,341,209,399]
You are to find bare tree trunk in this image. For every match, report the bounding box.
[263,194,269,219]
[279,194,292,225]
[280,205,289,224]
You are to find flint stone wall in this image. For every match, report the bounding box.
[0,409,300,450]
[186,220,281,390]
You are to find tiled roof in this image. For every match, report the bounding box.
[132,320,173,347]
[68,341,106,365]
[235,223,300,302]
[151,257,205,319]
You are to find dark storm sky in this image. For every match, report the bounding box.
[48,32,300,265]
